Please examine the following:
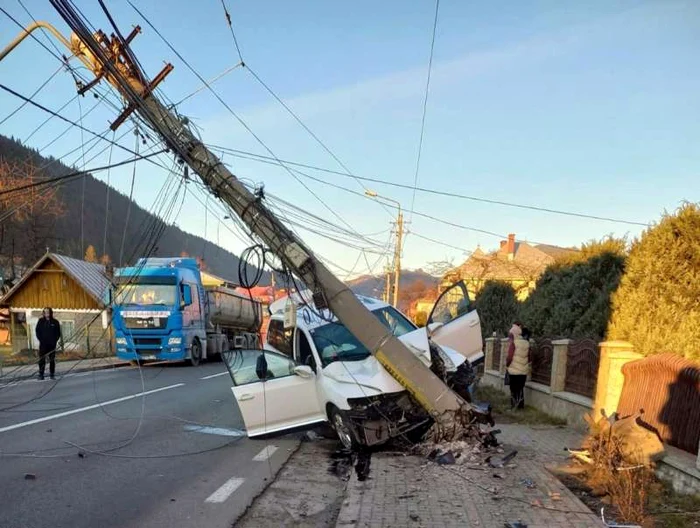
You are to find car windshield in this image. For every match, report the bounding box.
[114,284,176,306]
[310,306,417,367]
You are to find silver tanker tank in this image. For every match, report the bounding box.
[206,286,261,332]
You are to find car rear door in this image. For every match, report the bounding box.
[428,281,483,361]
[222,349,325,437]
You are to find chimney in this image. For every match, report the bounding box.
[507,234,516,261]
[499,240,507,250]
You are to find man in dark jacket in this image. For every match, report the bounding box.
[36,307,61,381]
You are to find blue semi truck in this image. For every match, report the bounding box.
[112,257,262,364]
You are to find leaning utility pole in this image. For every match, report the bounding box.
[16,1,467,418]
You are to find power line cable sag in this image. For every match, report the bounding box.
[212,145,649,227]
[409,0,440,222]
[127,0,380,239]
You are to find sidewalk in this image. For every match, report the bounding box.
[0,356,129,381]
[335,423,602,528]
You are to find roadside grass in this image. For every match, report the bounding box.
[475,384,567,426]
[647,478,700,528]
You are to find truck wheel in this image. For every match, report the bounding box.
[330,407,360,451]
[188,339,202,366]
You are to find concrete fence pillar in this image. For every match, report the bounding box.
[593,341,643,419]
[550,339,572,392]
[484,338,497,371]
[499,338,509,375]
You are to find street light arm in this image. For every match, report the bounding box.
[0,21,73,63]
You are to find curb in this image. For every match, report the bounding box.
[0,360,131,382]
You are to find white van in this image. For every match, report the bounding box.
[222,280,485,449]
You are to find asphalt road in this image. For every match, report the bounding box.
[0,362,301,528]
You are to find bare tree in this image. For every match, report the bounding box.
[0,159,65,263]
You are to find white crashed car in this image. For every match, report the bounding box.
[222,281,485,449]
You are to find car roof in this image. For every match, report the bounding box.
[268,292,392,331]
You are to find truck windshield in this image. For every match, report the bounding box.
[310,306,417,367]
[114,284,176,306]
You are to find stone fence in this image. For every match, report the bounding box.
[482,338,700,495]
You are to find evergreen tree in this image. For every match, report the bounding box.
[608,203,700,360]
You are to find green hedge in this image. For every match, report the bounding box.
[608,203,700,360]
[474,281,519,338]
[519,246,626,340]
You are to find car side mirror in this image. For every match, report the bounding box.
[293,365,314,379]
[427,322,444,337]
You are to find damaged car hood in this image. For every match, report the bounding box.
[323,355,405,394]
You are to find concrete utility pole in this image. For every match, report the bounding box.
[9,2,467,418]
[393,208,403,308]
[384,264,392,304]
[365,190,403,308]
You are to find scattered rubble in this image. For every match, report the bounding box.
[486,450,518,468]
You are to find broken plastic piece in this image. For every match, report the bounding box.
[601,507,642,528]
[486,450,518,468]
[436,450,456,465]
[520,478,536,489]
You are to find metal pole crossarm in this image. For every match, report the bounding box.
[35,3,468,418]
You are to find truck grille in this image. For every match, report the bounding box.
[124,317,167,330]
[133,337,162,346]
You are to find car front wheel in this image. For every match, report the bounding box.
[330,407,360,450]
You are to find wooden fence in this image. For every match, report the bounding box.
[617,353,700,455]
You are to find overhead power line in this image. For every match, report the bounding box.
[211,145,649,227]
[214,1,393,219]
[0,149,168,198]
[409,0,440,221]
[0,83,173,173]
[127,0,376,240]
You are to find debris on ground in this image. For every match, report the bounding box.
[24,473,36,480]
[548,491,562,501]
[600,507,642,528]
[486,450,518,468]
[504,521,528,528]
[571,410,665,467]
[519,477,536,489]
[436,450,456,465]
[415,440,483,465]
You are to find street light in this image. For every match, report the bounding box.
[365,190,403,308]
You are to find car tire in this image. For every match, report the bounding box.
[188,339,202,366]
[330,407,360,450]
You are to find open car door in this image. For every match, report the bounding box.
[428,281,483,362]
[222,349,325,437]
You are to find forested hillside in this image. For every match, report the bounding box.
[0,134,265,285]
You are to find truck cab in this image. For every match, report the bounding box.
[222,280,485,449]
[112,258,208,364]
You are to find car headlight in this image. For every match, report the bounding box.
[168,337,182,345]
[116,337,127,345]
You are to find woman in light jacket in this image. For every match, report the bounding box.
[506,326,531,410]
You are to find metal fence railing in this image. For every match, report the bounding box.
[564,339,599,398]
[530,338,553,386]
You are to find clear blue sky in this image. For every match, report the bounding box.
[0,1,698,279]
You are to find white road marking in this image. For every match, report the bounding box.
[0,383,185,434]
[205,477,245,503]
[200,371,228,380]
[253,445,278,461]
[183,424,245,437]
